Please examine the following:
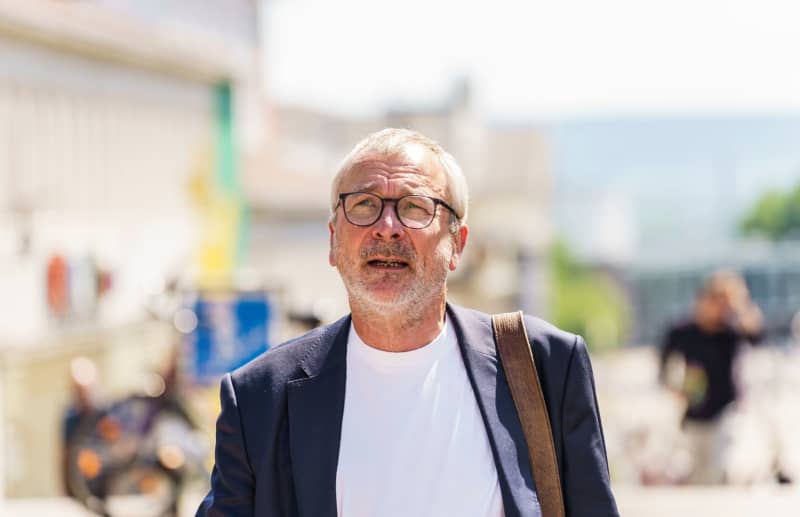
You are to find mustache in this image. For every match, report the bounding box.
[359,242,415,262]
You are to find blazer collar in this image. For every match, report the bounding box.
[447,303,540,517]
[287,314,350,517]
[297,313,350,377]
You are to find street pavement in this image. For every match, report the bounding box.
[2,485,799,516]
[616,484,800,516]
[0,488,205,516]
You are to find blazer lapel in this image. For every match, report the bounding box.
[286,316,350,517]
[448,304,540,517]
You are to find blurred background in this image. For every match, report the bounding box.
[1,0,800,515]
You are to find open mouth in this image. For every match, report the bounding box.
[366,259,409,270]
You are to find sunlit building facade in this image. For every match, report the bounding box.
[0,0,263,498]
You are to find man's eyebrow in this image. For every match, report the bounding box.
[347,189,434,199]
[350,181,381,192]
[347,180,430,194]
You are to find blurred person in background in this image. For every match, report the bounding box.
[197,128,619,516]
[659,270,764,484]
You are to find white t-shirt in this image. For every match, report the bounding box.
[336,318,505,517]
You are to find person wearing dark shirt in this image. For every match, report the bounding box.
[659,270,763,484]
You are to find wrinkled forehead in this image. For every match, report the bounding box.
[339,144,449,194]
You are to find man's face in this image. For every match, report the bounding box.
[697,289,732,327]
[328,145,468,310]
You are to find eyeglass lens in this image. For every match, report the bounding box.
[343,193,436,228]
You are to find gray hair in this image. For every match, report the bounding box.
[329,128,469,229]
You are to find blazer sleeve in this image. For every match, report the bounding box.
[560,336,619,517]
[196,373,255,517]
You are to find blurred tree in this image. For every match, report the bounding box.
[549,241,630,352]
[740,182,800,240]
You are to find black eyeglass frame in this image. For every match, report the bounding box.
[336,191,460,229]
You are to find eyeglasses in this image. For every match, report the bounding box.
[336,192,459,229]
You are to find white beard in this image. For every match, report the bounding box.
[333,236,453,322]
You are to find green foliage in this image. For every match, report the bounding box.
[740,182,800,241]
[549,242,630,353]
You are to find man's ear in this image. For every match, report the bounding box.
[449,223,469,271]
[328,220,336,267]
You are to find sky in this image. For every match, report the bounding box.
[262,0,800,120]
[552,116,800,262]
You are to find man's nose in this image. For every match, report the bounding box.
[371,202,404,240]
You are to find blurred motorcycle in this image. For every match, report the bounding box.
[64,357,207,516]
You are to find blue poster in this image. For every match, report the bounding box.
[187,290,272,383]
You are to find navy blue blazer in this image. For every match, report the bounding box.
[197,303,619,517]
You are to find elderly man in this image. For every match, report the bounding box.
[197,129,618,517]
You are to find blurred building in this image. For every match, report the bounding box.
[246,80,553,322]
[0,0,264,498]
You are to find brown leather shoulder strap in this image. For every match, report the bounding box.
[492,311,565,517]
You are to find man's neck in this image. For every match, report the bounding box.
[349,297,447,352]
